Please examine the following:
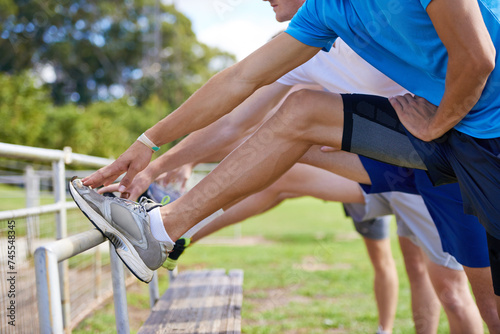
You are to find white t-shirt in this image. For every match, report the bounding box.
[277,39,464,269]
[277,38,408,97]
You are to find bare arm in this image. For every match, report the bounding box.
[144,82,292,179]
[390,0,495,141]
[83,33,319,190]
[97,82,292,200]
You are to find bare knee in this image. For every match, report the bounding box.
[429,266,477,315]
[435,285,469,313]
[274,89,343,141]
[277,89,319,131]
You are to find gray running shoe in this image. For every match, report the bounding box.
[69,177,173,283]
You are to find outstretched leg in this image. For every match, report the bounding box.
[162,90,347,239]
[194,163,364,241]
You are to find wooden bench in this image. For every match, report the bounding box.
[138,269,244,334]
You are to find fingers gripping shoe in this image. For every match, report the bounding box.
[162,237,191,271]
[69,177,174,283]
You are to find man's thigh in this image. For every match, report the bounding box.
[341,94,426,169]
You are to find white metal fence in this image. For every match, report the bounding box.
[0,143,125,333]
[0,143,221,333]
[0,142,227,333]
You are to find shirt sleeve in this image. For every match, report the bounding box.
[420,0,433,9]
[285,0,337,51]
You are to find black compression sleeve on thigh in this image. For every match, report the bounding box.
[487,232,500,295]
[339,93,426,169]
[341,94,354,152]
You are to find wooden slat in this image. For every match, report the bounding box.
[138,269,243,334]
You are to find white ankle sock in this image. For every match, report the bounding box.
[149,207,174,244]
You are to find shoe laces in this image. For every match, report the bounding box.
[138,197,162,211]
[112,197,147,215]
[161,195,171,205]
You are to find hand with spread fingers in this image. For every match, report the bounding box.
[98,167,155,201]
[157,164,194,193]
[389,94,440,142]
[83,141,153,192]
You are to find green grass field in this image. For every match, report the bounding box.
[0,183,55,211]
[72,196,455,334]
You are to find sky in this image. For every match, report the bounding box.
[166,0,288,61]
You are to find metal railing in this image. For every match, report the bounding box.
[0,143,227,333]
[0,143,115,333]
[34,229,163,334]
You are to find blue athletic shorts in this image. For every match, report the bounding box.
[357,158,418,195]
[408,129,500,291]
[407,128,500,239]
[358,155,489,268]
[413,169,489,268]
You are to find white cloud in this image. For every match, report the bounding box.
[172,0,287,60]
[198,19,284,60]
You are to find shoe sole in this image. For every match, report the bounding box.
[69,179,153,283]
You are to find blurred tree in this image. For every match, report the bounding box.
[0,72,50,147]
[0,0,235,106]
[0,70,176,157]
[0,0,16,24]
[36,95,175,157]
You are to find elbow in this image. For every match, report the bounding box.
[480,51,495,76]
[472,46,496,78]
[455,39,495,78]
[227,59,267,91]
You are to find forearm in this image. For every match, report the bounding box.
[142,34,319,147]
[425,0,495,140]
[144,67,255,147]
[141,82,293,179]
[428,54,493,139]
[143,133,243,187]
[142,117,262,180]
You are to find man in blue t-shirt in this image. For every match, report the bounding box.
[81,0,500,315]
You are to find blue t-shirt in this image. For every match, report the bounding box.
[285,0,500,139]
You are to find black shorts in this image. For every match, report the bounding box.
[341,94,426,170]
[341,93,500,237]
[341,93,500,293]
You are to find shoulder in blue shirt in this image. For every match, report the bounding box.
[285,0,500,138]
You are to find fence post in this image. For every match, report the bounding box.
[25,165,40,256]
[93,245,102,300]
[35,247,64,334]
[52,159,71,332]
[110,244,130,334]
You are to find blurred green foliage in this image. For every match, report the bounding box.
[0,1,236,158]
[0,71,181,157]
[0,72,50,147]
[1,0,235,105]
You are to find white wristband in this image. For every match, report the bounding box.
[137,133,160,152]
